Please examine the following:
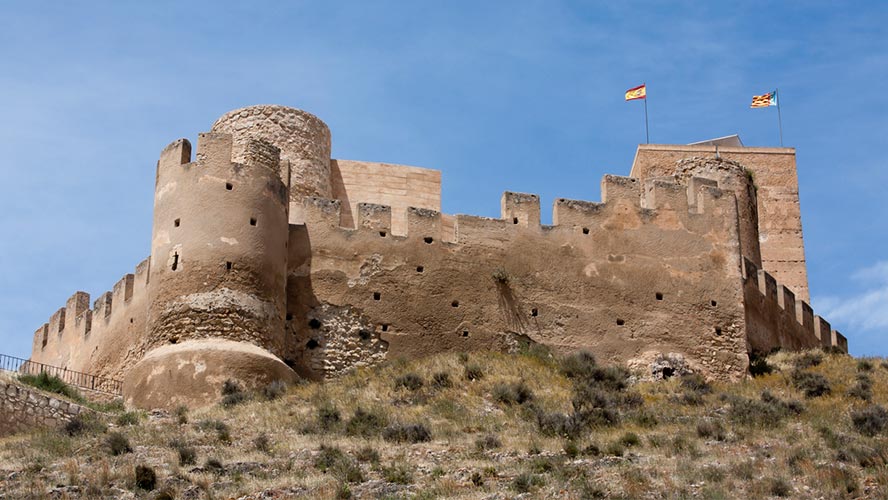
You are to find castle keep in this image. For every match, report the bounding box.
[28,105,847,409]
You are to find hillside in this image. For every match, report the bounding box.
[1,347,886,499]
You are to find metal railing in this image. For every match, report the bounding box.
[0,353,123,396]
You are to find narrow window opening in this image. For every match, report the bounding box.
[616,319,625,326]
[462,330,469,337]
[225,182,233,190]
[416,266,424,273]
[512,217,519,224]
[373,292,381,301]
[379,231,387,237]
[174,218,180,227]
[710,300,718,307]
[655,292,664,301]
[171,253,179,271]
[381,324,389,332]
[451,300,459,308]
[286,313,293,321]
[714,327,723,336]
[226,261,232,271]
[531,308,538,317]
[306,339,319,349]
[250,217,257,226]
[424,236,434,244]
[170,336,179,344]
[129,318,134,324]
[582,227,590,235]
[308,318,321,329]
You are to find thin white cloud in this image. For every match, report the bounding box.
[818,261,888,331]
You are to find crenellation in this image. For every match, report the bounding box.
[600,175,641,206]
[357,203,392,233]
[552,198,605,228]
[25,105,850,411]
[501,192,541,227]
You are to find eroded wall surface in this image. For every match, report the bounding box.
[0,376,93,437]
[330,160,441,236]
[631,144,810,301]
[284,176,752,381]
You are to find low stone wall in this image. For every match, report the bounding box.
[0,377,91,437]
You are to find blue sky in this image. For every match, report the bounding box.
[0,1,885,358]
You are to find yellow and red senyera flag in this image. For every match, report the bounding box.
[625,84,646,101]
[751,90,777,108]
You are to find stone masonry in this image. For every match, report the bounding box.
[0,376,91,437]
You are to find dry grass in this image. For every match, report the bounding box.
[1,348,887,498]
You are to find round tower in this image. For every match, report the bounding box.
[211,105,332,222]
[124,132,297,409]
[673,157,762,266]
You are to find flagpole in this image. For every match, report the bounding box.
[643,83,650,144]
[775,88,784,147]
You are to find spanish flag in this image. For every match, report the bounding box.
[751,90,777,108]
[625,84,646,101]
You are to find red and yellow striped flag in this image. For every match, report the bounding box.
[751,90,777,108]
[625,84,646,101]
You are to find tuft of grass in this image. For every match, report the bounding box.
[106,432,132,456]
[355,446,380,464]
[253,433,271,454]
[793,351,823,370]
[263,380,287,401]
[173,405,188,425]
[475,434,502,451]
[134,464,156,491]
[63,414,106,437]
[394,372,424,391]
[560,351,598,379]
[313,445,363,483]
[464,363,484,381]
[173,441,197,466]
[696,419,726,441]
[382,462,413,484]
[748,352,775,377]
[382,422,432,443]
[431,372,453,388]
[196,419,231,444]
[205,458,225,475]
[512,472,544,492]
[345,407,387,437]
[316,402,342,431]
[116,411,141,426]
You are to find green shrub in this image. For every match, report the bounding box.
[63,414,106,437]
[19,372,83,402]
[492,381,534,405]
[431,372,453,388]
[196,419,231,443]
[394,373,424,391]
[793,352,823,370]
[205,458,225,475]
[174,405,188,425]
[791,370,831,398]
[174,442,196,466]
[748,353,774,377]
[512,472,544,492]
[317,402,341,431]
[116,411,141,426]
[857,359,874,372]
[346,407,387,437]
[848,374,873,401]
[382,463,413,484]
[619,431,641,447]
[134,464,156,491]
[263,380,287,400]
[355,446,380,464]
[536,411,582,439]
[696,419,726,441]
[605,441,625,456]
[561,351,597,379]
[475,434,502,451]
[680,373,712,394]
[851,405,888,437]
[382,422,431,443]
[221,391,248,408]
[106,432,132,456]
[314,445,363,483]
[464,363,484,381]
[222,379,242,395]
[253,433,271,454]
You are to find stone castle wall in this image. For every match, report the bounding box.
[631,144,810,301]
[284,176,753,381]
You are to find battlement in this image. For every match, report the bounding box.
[742,256,846,353]
[301,175,737,246]
[31,258,151,369]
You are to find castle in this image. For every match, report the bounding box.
[27,105,847,409]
